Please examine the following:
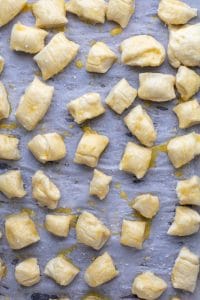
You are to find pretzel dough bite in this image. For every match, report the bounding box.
[0,135,20,160]
[86,42,117,74]
[132,271,167,300]
[168,206,200,236]
[0,56,4,74]
[106,0,134,28]
[44,256,79,286]
[15,258,40,287]
[76,211,110,250]
[89,169,112,200]
[119,142,152,179]
[28,133,66,163]
[74,131,109,168]
[67,93,105,124]
[132,194,160,219]
[34,33,79,80]
[120,220,146,249]
[45,214,73,237]
[176,176,200,206]
[171,247,199,292]
[124,105,157,147]
[0,170,26,199]
[173,99,200,129]
[0,82,10,120]
[32,0,67,29]
[66,0,107,24]
[32,170,60,209]
[0,0,27,27]
[84,252,118,287]
[158,0,197,25]
[120,35,165,67]
[168,23,200,68]
[138,73,176,102]
[105,78,137,114]
[5,212,40,250]
[0,258,6,280]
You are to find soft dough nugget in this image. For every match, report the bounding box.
[15,258,40,287]
[176,176,200,206]
[34,33,79,80]
[132,194,160,219]
[168,23,200,68]
[173,99,200,129]
[106,0,135,28]
[120,35,165,67]
[89,169,112,200]
[119,142,152,179]
[124,105,157,147]
[86,42,117,74]
[66,0,107,24]
[0,0,27,27]
[28,132,66,163]
[67,93,105,124]
[0,82,10,120]
[45,214,73,237]
[132,271,167,300]
[0,56,4,74]
[138,73,176,102]
[120,220,146,249]
[0,170,26,199]
[0,134,20,160]
[32,0,67,29]
[158,0,197,25]
[84,252,118,287]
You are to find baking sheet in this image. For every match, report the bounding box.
[0,0,200,299]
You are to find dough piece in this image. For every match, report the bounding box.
[0,258,6,280]
[32,170,61,209]
[0,56,4,74]
[0,82,10,120]
[74,131,109,168]
[167,132,200,168]
[66,0,107,24]
[176,176,200,206]
[168,23,200,68]
[15,258,40,287]
[119,142,152,179]
[86,42,117,74]
[158,0,197,25]
[120,35,165,67]
[0,134,20,160]
[106,0,134,28]
[105,78,137,114]
[10,23,48,54]
[175,66,200,101]
[34,33,79,80]
[171,247,199,292]
[76,211,110,250]
[168,206,200,236]
[32,0,67,29]
[0,170,26,199]
[5,212,40,250]
[67,93,105,124]
[44,256,79,286]
[0,0,27,27]
[16,77,54,131]
[120,220,146,249]
[84,252,118,287]
[28,133,66,163]
[132,271,167,300]
[173,99,200,129]
[132,194,160,219]
[138,73,176,102]
[124,105,157,147]
[45,214,73,237]
[89,169,112,200]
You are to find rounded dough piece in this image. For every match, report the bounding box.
[0,0,27,27]
[120,35,165,67]
[176,176,200,206]
[132,194,159,219]
[0,56,4,74]
[0,134,20,160]
[173,99,200,129]
[106,0,135,28]
[15,258,40,287]
[120,219,147,249]
[0,170,26,199]
[0,82,10,120]
[45,214,73,237]
[89,169,112,200]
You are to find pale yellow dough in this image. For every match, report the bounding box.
[0,170,26,199]
[176,176,200,206]
[173,99,200,129]
[106,0,135,28]
[0,82,10,120]
[45,214,73,237]
[0,56,4,74]
[0,134,20,160]
[120,219,146,249]
[15,258,40,287]
[89,169,112,200]
[0,258,6,280]
[0,0,27,27]
[132,194,160,219]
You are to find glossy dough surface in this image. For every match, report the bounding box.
[0,0,27,27]
[0,170,26,199]
[89,169,112,200]
[176,176,200,206]
[0,82,10,120]
[106,0,135,28]
[15,258,40,287]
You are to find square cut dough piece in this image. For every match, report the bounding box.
[0,0,27,27]
[0,82,10,120]
[16,77,54,131]
[44,256,79,286]
[67,93,105,124]
[138,73,176,102]
[176,176,200,206]
[74,131,109,168]
[15,258,40,287]
[5,212,40,250]
[106,78,137,114]
[89,169,112,200]
[132,194,160,219]
[158,0,197,25]
[171,247,199,292]
[45,214,73,237]
[86,42,117,74]
[0,170,26,199]
[0,56,4,74]
[0,134,20,160]
[84,252,118,287]
[66,0,107,24]
[106,0,135,28]
[119,142,152,179]
[173,99,200,129]
[34,33,79,80]
[32,0,67,29]
[120,220,146,249]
